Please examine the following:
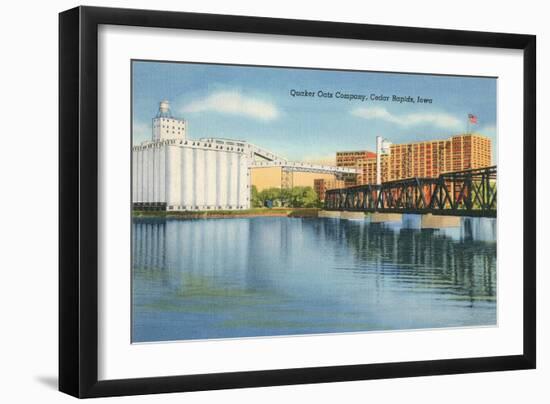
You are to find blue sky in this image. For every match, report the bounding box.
[132,60,497,164]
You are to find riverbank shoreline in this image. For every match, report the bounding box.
[132,208,320,219]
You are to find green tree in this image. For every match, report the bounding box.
[279,187,292,207]
[250,185,263,208]
[302,186,321,207]
[252,186,321,208]
[287,186,320,208]
[259,187,281,207]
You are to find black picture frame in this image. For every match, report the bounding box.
[59,6,536,398]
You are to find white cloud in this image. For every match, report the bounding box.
[351,106,461,130]
[182,91,279,121]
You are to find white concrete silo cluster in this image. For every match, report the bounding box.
[132,100,357,212]
[132,101,250,211]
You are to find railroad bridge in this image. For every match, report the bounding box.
[324,166,496,218]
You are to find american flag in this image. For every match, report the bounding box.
[468,113,478,124]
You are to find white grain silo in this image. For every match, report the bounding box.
[132,101,251,211]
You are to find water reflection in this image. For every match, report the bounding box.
[132,216,496,342]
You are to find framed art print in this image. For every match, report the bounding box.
[59,6,536,398]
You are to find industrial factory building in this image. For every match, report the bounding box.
[314,178,346,202]
[132,101,355,211]
[335,150,377,187]
[335,134,493,186]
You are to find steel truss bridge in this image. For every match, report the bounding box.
[324,166,497,218]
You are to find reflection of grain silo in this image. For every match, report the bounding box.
[132,101,357,211]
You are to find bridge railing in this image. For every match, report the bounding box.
[324,166,496,217]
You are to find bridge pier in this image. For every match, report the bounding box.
[371,213,402,223]
[340,211,366,220]
[318,210,341,219]
[320,211,470,229]
[421,214,461,229]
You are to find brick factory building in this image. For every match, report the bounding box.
[336,150,377,186]
[338,134,492,187]
[314,178,346,201]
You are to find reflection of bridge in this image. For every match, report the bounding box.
[324,166,497,218]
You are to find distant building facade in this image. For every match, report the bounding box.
[314,178,346,201]
[251,167,335,192]
[336,150,377,186]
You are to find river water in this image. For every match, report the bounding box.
[132,216,496,342]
